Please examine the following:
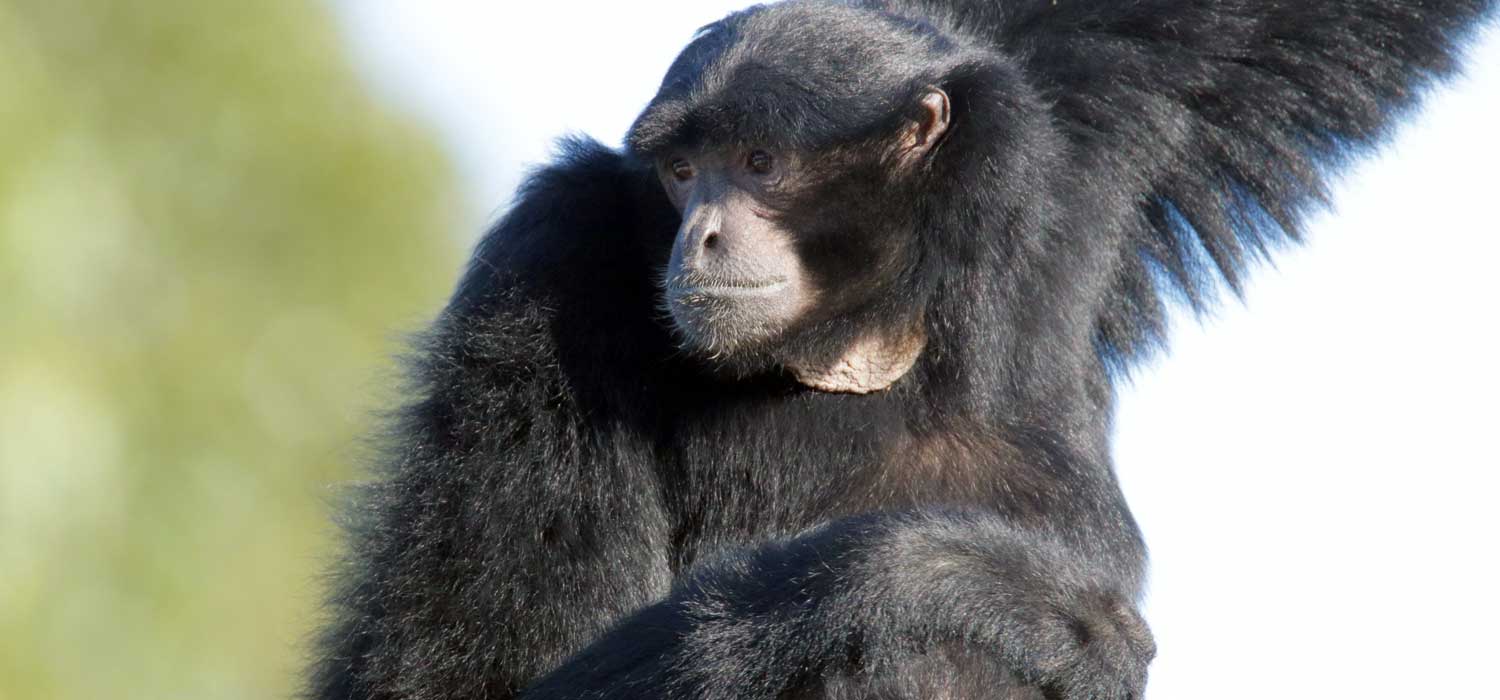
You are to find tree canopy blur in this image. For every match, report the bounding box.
[0,2,462,698]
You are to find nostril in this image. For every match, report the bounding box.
[703,232,721,250]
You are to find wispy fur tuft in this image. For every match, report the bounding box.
[942,0,1497,365]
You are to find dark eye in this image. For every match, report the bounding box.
[669,158,695,181]
[746,150,774,174]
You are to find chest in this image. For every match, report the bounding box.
[655,391,1026,568]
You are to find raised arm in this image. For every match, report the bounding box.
[308,139,679,700]
[919,0,1497,361]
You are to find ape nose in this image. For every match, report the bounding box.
[681,224,730,267]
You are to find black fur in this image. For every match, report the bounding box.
[308,2,1496,699]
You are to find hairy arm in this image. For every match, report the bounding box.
[308,140,679,700]
[941,0,1497,360]
[523,510,1153,700]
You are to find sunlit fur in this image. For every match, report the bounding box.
[308,2,1496,699]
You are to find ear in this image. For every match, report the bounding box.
[897,87,951,164]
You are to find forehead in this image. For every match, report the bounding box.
[627,2,949,156]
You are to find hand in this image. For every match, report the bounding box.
[1029,592,1155,700]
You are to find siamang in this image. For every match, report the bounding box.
[308,1,1496,699]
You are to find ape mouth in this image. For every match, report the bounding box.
[666,273,789,298]
[660,270,809,361]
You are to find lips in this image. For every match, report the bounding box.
[667,273,788,297]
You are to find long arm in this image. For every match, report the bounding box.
[307,139,679,700]
[933,0,1497,363]
[523,509,1153,700]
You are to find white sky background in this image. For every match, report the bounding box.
[331,3,1500,697]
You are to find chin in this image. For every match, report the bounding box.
[663,280,812,370]
[667,302,781,367]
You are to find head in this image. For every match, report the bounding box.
[627,3,991,392]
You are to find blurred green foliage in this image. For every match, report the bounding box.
[0,1,462,698]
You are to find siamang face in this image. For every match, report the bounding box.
[655,144,812,358]
[652,90,951,374]
[627,3,969,389]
